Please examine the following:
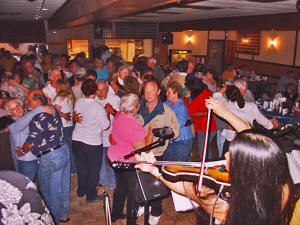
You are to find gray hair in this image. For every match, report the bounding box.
[32,93,48,105]
[120,93,139,113]
[4,98,23,115]
[148,57,157,65]
[124,62,134,72]
[96,79,108,86]
[49,69,60,77]
[118,64,129,72]
[234,78,248,90]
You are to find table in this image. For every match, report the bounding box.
[261,109,299,126]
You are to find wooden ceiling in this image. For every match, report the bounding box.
[48,0,299,29]
[0,0,298,31]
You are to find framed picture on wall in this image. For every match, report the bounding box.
[237,31,260,55]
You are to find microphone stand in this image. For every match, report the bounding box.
[123,137,166,159]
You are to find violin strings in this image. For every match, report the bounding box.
[117,160,202,167]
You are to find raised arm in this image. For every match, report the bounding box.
[205,98,251,132]
[8,106,43,132]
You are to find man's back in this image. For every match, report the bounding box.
[26,109,64,156]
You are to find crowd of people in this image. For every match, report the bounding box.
[0,45,298,225]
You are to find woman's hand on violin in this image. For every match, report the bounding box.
[135,152,161,178]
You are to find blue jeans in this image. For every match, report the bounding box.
[163,138,193,161]
[99,147,116,189]
[9,135,18,172]
[37,143,70,222]
[72,140,102,201]
[197,130,217,161]
[64,126,76,174]
[18,159,38,181]
[216,131,225,158]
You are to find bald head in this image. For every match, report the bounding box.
[96,80,109,100]
[26,89,47,110]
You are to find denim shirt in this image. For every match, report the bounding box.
[26,109,64,156]
[165,99,193,142]
[8,107,43,161]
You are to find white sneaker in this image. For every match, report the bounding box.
[137,206,151,217]
[149,215,161,225]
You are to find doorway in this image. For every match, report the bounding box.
[208,40,224,82]
[67,40,89,60]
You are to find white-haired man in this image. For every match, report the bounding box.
[233,78,254,102]
[6,98,53,180]
[146,57,166,84]
[42,69,62,101]
[96,80,120,190]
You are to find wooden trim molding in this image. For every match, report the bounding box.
[293,31,299,67]
[235,57,300,69]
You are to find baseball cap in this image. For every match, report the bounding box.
[76,67,87,78]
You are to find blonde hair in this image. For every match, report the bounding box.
[54,79,75,106]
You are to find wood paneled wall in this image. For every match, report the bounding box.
[0,21,45,43]
[234,58,300,78]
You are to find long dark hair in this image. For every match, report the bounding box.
[226,130,293,225]
[225,85,245,108]
[185,78,208,100]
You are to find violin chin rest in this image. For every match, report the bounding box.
[218,165,227,172]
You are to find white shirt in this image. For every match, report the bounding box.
[96,93,120,147]
[213,92,273,141]
[42,83,57,101]
[64,71,73,79]
[72,98,110,145]
[52,96,74,127]
[72,84,84,100]
[108,84,115,95]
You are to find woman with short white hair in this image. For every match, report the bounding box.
[108,93,154,224]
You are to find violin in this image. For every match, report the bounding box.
[112,160,230,187]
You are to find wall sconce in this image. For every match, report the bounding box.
[242,38,249,44]
[268,38,278,49]
[186,36,193,43]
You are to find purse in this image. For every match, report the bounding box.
[135,170,169,203]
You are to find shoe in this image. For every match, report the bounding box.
[58,217,70,223]
[86,195,103,203]
[77,190,85,198]
[137,206,151,217]
[111,214,126,222]
[149,215,161,225]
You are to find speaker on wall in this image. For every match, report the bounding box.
[161,32,173,44]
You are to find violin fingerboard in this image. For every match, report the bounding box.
[111,161,134,169]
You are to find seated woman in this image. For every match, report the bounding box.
[135,99,293,225]
[107,93,154,224]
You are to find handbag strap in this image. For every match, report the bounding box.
[287,151,300,172]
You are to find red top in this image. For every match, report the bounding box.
[183,89,217,133]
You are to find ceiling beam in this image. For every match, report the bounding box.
[48,0,183,29]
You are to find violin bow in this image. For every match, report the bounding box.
[197,108,212,194]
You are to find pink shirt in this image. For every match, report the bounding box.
[107,112,147,162]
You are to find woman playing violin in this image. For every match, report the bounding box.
[135,98,293,225]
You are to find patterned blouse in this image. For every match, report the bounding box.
[25,108,64,156]
[0,171,54,224]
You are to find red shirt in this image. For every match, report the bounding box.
[183,89,217,133]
